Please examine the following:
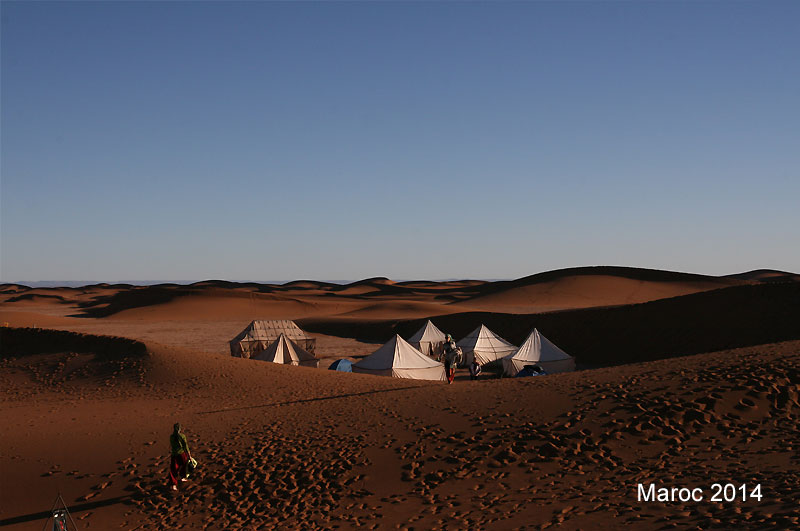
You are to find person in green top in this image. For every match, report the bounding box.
[168,422,192,491]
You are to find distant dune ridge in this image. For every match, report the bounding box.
[723,269,800,282]
[1,266,798,528]
[1,266,798,364]
[2,265,784,318]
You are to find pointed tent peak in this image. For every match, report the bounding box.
[457,324,517,366]
[273,333,294,357]
[512,328,571,362]
[521,327,541,342]
[254,333,317,363]
[392,334,429,356]
[408,320,447,343]
[383,334,402,349]
[515,328,540,352]
[278,333,316,361]
[461,323,495,339]
[458,324,514,346]
[389,334,422,346]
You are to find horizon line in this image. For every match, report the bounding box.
[4,266,797,289]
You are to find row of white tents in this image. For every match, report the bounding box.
[407,320,574,371]
[409,320,517,365]
[229,319,575,382]
[353,320,575,381]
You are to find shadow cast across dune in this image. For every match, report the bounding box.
[197,385,424,415]
[0,495,137,527]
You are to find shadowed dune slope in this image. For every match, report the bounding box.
[101,294,328,321]
[302,282,800,366]
[333,301,458,319]
[0,327,147,359]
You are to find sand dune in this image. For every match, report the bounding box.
[0,310,86,328]
[345,277,396,287]
[452,266,747,313]
[333,300,459,320]
[0,266,765,324]
[453,274,733,313]
[104,293,325,321]
[5,293,66,303]
[1,267,798,529]
[725,269,800,282]
[333,284,384,296]
[1,266,795,359]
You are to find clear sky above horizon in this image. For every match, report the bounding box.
[2,1,798,282]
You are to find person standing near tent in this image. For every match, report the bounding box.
[168,422,192,491]
[443,334,457,355]
[442,334,459,384]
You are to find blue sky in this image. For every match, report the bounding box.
[2,1,798,282]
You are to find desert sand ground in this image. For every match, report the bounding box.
[1,267,798,529]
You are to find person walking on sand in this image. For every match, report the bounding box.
[443,354,453,384]
[168,422,192,491]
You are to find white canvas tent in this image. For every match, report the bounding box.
[407,320,447,357]
[352,335,446,381]
[252,334,320,368]
[457,324,517,367]
[229,320,315,358]
[502,328,575,376]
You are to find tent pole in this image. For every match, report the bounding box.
[42,493,80,531]
[41,494,60,531]
[59,493,80,530]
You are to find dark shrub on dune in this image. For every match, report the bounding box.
[0,327,147,360]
